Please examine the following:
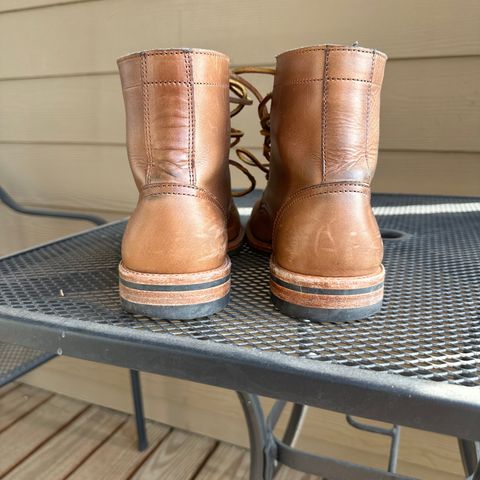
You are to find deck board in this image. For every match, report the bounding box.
[0,383,325,479]
[130,429,217,480]
[4,404,126,480]
[68,418,170,480]
[0,383,18,398]
[0,383,51,432]
[0,394,87,476]
[195,443,250,480]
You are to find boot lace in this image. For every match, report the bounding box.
[229,67,275,196]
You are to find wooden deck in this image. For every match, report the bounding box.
[0,382,321,479]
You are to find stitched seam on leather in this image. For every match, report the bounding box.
[365,50,376,181]
[143,191,226,217]
[272,187,369,243]
[278,47,387,58]
[145,51,227,58]
[281,182,370,204]
[147,81,228,86]
[117,51,228,66]
[189,53,196,185]
[142,184,226,217]
[184,52,195,186]
[184,53,191,185]
[321,47,329,182]
[122,82,228,91]
[144,182,220,200]
[274,77,381,88]
[144,182,209,188]
[141,54,153,185]
[275,182,370,220]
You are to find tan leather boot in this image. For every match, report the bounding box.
[117,48,243,319]
[246,45,387,322]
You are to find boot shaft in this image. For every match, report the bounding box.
[117,49,231,206]
[270,45,387,187]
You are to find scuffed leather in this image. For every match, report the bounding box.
[249,44,387,277]
[273,185,383,276]
[118,49,241,274]
[122,190,227,274]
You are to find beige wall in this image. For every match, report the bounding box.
[0,1,479,478]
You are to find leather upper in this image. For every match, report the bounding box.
[118,49,240,274]
[249,45,387,277]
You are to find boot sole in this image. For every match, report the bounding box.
[270,260,384,322]
[119,258,231,320]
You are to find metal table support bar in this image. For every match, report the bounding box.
[276,441,413,480]
[282,403,307,447]
[346,416,401,473]
[238,392,413,480]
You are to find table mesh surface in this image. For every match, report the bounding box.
[0,342,53,386]
[0,195,479,386]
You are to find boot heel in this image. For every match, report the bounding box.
[119,258,231,320]
[270,261,384,322]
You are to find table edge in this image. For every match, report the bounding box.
[0,306,479,441]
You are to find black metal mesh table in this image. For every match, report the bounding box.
[0,194,479,479]
[0,342,53,387]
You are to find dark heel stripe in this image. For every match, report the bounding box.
[271,294,383,322]
[120,274,230,292]
[121,294,230,320]
[270,274,383,295]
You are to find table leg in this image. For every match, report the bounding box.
[237,392,276,480]
[130,369,148,451]
[458,439,480,478]
[282,403,307,447]
[236,394,308,480]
